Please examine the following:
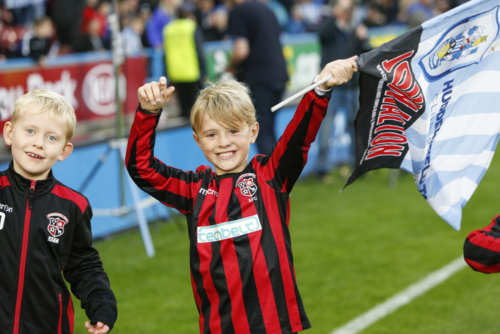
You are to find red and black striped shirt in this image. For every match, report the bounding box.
[126,89,329,333]
[464,214,500,274]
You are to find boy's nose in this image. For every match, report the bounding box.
[32,135,44,148]
[218,134,231,147]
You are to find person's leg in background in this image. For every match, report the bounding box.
[315,88,342,179]
[174,81,203,119]
[345,87,360,167]
[248,81,286,155]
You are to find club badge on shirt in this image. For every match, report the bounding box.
[237,173,258,198]
[47,213,69,244]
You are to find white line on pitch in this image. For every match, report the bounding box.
[331,257,467,334]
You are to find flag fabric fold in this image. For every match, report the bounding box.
[347,0,500,230]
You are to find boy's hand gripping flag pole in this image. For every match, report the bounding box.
[271,74,332,112]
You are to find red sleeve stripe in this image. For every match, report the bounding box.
[481,215,500,233]
[51,184,88,214]
[260,181,304,332]
[129,112,194,199]
[196,192,222,334]
[67,294,74,334]
[464,258,500,273]
[235,188,282,333]
[0,175,10,188]
[190,271,204,332]
[217,179,251,334]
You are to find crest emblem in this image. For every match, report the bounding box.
[429,26,488,70]
[418,6,499,81]
[47,213,69,238]
[237,173,258,197]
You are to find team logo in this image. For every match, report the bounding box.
[47,213,69,244]
[430,25,488,69]
[237,173,257,197]
[419,6,499,81]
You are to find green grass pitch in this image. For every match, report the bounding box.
[71,153,500,333]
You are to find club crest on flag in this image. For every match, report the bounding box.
[237,173,258,197]
[47,213,69,238]
[419,5,499,81]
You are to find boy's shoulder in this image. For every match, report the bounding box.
[51,179,89,214]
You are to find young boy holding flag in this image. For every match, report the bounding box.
[126,57,357,333]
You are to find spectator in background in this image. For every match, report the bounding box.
[51,0,88,53]
[81,0,110,48]
[376,0,398,24]
[195,0,228,41]
[28,16,56,65]
[122,15,145,56]
[315,0,369,180]
[362,1,387,27]
[263,0,289,32]
[294,0,323,32]
[82,0,105,37]
[405,0,435,28]
[226,0,289,155]
[4,0,46,27]
[138,2,152,47]
[163,3,206,119]
[146,0,179,48]
[286,4,307,34]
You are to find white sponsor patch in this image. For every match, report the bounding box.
[197,215,261,243]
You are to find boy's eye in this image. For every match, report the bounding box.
[47,135,56,141]
[206,133,215,138]
[230,129,239,134]
[26,129,34,134]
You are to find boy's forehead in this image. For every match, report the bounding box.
[200,112,245,131]
[16,108,69,134]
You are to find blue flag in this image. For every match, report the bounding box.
[347,0,500,230]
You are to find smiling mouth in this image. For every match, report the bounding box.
[26,152,43,159]
[217,151,235,158]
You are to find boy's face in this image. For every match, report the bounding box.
[193,113,259,175]
[3,105,73,180]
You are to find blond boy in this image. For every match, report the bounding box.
[126,58,357,333]
[0,90,117,334]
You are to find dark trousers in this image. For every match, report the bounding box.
[247,81,286,155]
[173,81,203,119]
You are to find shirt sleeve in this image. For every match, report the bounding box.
[227,6,249,39]
[63,204,117,330]
[125,106,200,215]
[464,214,500,274]
[258,82,331,193]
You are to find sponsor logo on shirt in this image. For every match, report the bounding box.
[47,213,69,244]
[0,203,13,213]
[197,215,262,243]
[199,187,218,197]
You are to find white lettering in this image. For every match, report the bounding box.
[197,215,261,243]
[0,212,4,230]
[48,236,60,244]
[27,71,78,108]
[199,188,218,197]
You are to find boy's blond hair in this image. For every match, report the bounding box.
[12,90,76,143]
[190,80,256,134]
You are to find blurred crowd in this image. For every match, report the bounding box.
[0,0,469,65]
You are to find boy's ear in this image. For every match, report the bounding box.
[3,122,13,146]
[250,122,259,144]
[57,142,73,162]
[193,132,202,149]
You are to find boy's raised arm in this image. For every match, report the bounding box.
[126,78,197,215]
[263,57,358,193]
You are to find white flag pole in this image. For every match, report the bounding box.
[271,74,332,112]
